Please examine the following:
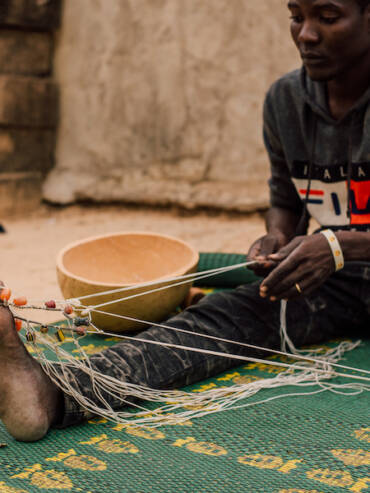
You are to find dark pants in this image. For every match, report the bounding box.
[59,262,370,427]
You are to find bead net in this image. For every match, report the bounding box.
[0,253,369,492]
[6,253,370,427]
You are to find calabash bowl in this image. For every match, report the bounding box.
[56,232,199,333]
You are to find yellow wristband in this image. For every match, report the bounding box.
[321,229,344,271]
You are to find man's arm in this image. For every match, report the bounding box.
[249,85,307,277]
[265,206,304,240]
[336,231,370,261]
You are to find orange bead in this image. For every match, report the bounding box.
[13,296,27,307]
[14,319,22,332]
[64,304,73,315]
[0,288,11,302]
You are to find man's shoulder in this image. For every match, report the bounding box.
[266,68,303,105]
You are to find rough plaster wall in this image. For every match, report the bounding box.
[44,0,300,211]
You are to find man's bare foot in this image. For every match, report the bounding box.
[0,305,63,442]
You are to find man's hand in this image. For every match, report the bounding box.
[259,234,336,301]
[247,206,303,277]
[247,232,289,277]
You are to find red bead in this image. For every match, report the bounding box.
[76,326,87,336]
[0,288,11,302]
[64,304,73,315]
[14,319,22,332]
[45,300,56,309]
[14,296,27,307]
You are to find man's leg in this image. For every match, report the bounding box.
[58,267,369,427]
[1,265,368,441]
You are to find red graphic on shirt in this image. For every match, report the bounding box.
[350,180,370,224]
[299,189,324,196]
[298,189,324,205]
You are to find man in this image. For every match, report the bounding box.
[0,0,369,442]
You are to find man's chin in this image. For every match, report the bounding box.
[304,66,333,82]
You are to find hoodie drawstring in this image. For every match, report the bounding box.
[346,116,355,225]
[296,116,317,235]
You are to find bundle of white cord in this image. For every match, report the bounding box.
[12,263,370,427]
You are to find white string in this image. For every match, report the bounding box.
[8,259,370,427]
[30,333,367,427]
[87,323,370,383]
[19,310,369,428]
[85,308,370,376]
[16,310,370,379]
[28,328,368,420]
[280,299,307,355]
[78,262,254,313]
[74,262,252,303]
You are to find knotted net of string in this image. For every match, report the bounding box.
[8,262,370,427]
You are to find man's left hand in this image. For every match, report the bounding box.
[259,234,336,301]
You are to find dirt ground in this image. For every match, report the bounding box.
[0,204,266,323]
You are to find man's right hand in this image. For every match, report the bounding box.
[246,232,289,277]
[246,206,303,277]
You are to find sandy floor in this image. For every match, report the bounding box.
[0,204,266,323]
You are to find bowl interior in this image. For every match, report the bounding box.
[59,233,198,285]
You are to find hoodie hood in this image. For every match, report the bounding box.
[300,67,370,124]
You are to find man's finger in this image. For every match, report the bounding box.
[248,260,278,278]
[268,237,302,261]
[259,236,279,257]
[247,240,263,261]
[266,276,312,301]
[260,255,301,296]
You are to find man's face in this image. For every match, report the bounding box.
[288,0,370,81]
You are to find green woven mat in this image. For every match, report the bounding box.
[0,254,369,493]
[196,252,259,287]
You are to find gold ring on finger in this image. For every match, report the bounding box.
[295,283,302,294]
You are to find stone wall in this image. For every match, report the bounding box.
[44,0,301,211]
[0,0,60,215]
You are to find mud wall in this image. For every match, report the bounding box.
[44,0,300,211]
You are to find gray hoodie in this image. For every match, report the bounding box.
[264,67,370,231]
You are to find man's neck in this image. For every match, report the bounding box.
[327,53,370,121]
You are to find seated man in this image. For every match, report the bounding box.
[0,0,370,442]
